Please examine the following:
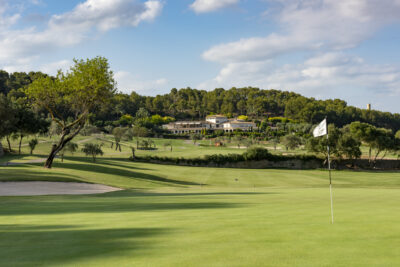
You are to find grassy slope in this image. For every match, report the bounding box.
[1,136,400,266]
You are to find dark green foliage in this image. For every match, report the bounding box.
[0,94,15,140]
[337,134,361,160]
[347,121,397,162]
[243,147,271,160]
[132,147,319,166]
[0,70,47,95]
[281,134,303,150]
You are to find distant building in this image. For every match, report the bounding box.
[163,121,212,134]
[367,103,371,110]
[163,115,257,134]
[206,115,228,124]
[223,120,256,132]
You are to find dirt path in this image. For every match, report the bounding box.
[20,140,50,147]
[0,182,122,196]
[77,137,95,144]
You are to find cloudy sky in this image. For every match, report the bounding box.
[1,0,400,112]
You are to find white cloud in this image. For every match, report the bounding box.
[0,0,163,67]
[115,71,169,95]
[0,2,20,30]
[204,1,400,64]
[51,0,163,32]
[38,59,72,75]
[200,0,400,110]
[190,0,239,13]
[3,58,73,75]
[199,52,400,109]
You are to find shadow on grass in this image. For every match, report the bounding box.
[63,156,152,171]
[102,190,277,198]
[0,225,168,266]
[0,197,242,216]
[0,153,40,164]
[0,169,82,183]
[52,160,201,187]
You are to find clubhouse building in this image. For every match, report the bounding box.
[163,115,257,134]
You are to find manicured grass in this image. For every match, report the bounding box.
[1,187,400,266]
[1,156,400,266]
[1,135,400,266]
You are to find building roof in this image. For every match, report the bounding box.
[173,121,204,124]
[206,114,227,118]
[224,120,256,125]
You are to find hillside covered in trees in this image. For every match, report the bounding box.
[1,69,400,132]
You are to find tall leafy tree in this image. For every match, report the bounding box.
[26,57,115,168]
[0,94,16,151]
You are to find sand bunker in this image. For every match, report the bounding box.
[0,182,122,196]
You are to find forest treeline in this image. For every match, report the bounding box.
[1,69,400,132]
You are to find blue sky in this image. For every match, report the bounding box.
[1,0,400,113]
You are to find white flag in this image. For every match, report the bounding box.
[313,119,327,137]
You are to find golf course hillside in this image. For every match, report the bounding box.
[1,148,400,266]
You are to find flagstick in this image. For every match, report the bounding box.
[326,133,334,224]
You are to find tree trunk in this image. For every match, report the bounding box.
[18,135,23,155]
[45,144,59,168]
[368,146,372,163]
[0,142,4,157]
[44,124,84,168]
[6,136,12,152]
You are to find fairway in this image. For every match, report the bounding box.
[1,158,400,266]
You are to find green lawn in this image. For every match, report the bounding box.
[3,134,397,165]
[0,134,310,163]
[1,153,400,266]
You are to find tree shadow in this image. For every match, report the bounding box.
[0,169,82,183]
[62,156,152,171]
[0,153,37,165]
[52,161,201,187]
[0,198,242,216]
[0,225,168,266]
[101,190,277,198]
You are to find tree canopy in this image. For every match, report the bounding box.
[26,56,115,168]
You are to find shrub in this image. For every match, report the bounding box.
[28,138,39,154]
[82,143,104,162]
[243,147,271,161]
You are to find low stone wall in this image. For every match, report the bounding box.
[336,159,400,170]
[133,157,400,170]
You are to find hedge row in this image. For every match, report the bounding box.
[131,147,320,166]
